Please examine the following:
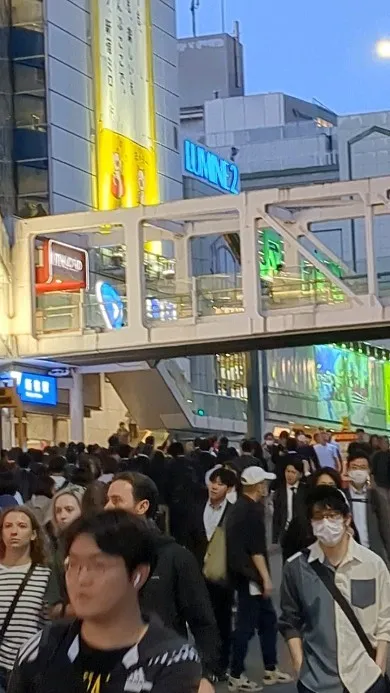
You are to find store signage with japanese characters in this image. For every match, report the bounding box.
[0,371,57,407]
[92,0,159,210]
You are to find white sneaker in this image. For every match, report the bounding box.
[228,674,263,692]
[263,669,293,686]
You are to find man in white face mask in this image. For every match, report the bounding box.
[345,453,390,565]
[280,485,390,693]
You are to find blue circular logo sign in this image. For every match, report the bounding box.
[96,281,124,330]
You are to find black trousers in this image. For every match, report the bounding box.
[297,675,388,693]
[206,580,234,674]
[230,585,278,679]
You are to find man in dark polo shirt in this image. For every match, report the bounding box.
[226,466,292,692]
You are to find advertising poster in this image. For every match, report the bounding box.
[314,345,370,424]
[92,0,159,209]
[259,228,284,281]
[383,361,390,426]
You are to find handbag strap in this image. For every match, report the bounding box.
[217,503,229,529]
[0,564,35,642]
[308,557,375,659]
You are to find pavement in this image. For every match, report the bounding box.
[217,548,297,693]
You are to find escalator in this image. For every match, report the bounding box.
[107,360,194,432]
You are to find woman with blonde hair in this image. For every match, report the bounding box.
[45,486,84,619]
[0,506,50,691]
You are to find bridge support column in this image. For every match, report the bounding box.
[12,231,34,338]
[241,213,261,315]
[124,223,147,339]
[175,236,191,284]
[364,201,377,296]
[246,350,264,441]
[70,369,84,442]
[283,241,300,271]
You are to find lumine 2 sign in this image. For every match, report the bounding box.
[184,140,240,195]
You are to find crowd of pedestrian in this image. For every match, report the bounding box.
[0,425,388,692]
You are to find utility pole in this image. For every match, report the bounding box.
[190,0,200,37]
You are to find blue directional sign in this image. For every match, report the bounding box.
[0,371,57,406]
[95,281,124,330]
[183,139,240,195]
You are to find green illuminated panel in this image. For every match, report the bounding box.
[258,228,284,280]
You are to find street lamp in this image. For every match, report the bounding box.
[375,39,390,59]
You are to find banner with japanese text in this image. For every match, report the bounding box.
[92,0,159,209]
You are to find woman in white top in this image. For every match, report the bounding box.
[0,506,50,691]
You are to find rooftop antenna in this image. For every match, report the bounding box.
[190,0,200,37]
[312,97,335,114]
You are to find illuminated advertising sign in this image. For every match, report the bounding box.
[259,228,284,280]
[315,345,369,422]
[92,0,159,210]
[183,140,240,195]
[384,362,390,426]
[96,281,124,330]
[35,240,89,294]
[146,297,177,322]
[0,371,57,407]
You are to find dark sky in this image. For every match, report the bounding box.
[176,0,390,115]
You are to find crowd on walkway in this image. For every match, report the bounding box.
[0,425,389,692]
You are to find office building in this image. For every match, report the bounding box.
[179,29,390,434]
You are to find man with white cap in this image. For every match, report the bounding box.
[226,467,292,692]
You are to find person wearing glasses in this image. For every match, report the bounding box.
[9,511,202,693]
[279,486,390,693]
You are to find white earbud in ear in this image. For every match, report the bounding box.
[133,573,141,587]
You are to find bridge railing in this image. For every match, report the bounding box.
[35,266,388,335]
[35,294,129,334]
[192,391,247,422]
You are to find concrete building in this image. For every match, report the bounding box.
[179,30,390,435]
[0,0,192,445]
[0,5,251,444]
[1,8,390,443]
[1,0,181,221]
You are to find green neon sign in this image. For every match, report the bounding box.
[259,228,284,280]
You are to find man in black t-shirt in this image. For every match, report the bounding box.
[226,467,292,692]
[8,511,202,693]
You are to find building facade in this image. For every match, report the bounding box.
[179,31,390,435]
[2,14,390,443]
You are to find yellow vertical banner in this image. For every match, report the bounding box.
[384,362,390,426]
[91,0,159,210]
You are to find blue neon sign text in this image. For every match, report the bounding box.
[0,371,57,406]
[184,140,240,195]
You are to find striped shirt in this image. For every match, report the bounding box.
[0,563,51,671]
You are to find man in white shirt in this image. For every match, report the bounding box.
[313,431,341,472]
[345,452,390,564]
[272,457,307,562]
